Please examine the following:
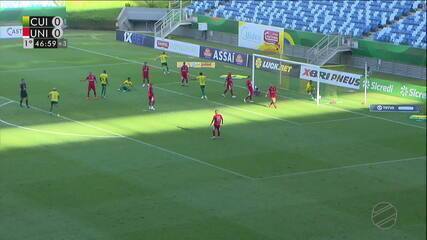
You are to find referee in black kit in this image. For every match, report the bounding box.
[20,78,29,108]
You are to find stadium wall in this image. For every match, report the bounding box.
[195,15,427,68]
[115,30,426,102]
[171,24,238,46]
[282,43,426,80]
[353,40,427,67]
[170,19,426,79]
[196,15,238,34]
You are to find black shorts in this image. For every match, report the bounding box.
[51,101,58,105]
[20,91,28,98]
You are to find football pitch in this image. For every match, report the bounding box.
[0,30,426,240]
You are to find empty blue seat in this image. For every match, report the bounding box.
[188,0,426,48]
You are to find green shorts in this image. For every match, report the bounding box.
[161,62,168,67]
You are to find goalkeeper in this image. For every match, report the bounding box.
[118,77,133,92]
[306,80,316,100]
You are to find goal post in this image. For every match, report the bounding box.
[252,53,321,104]
[251,53,363,105]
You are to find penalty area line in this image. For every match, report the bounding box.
[0,96,254,180]
[258,156,426,180]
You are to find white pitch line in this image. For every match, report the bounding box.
[0,118,120,139]
[69,46,299,126]
[156,86,300,125]
[302,116,368,125]
[69,46,426,130]
[0,101,13,108]
[0,62,133,73]
[0,96,253,180]
[258,156,426,180]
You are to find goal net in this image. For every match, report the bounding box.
[251,54,364,105]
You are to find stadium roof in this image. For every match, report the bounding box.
[118,7,168,21]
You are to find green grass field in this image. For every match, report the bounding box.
[0,30,426,240]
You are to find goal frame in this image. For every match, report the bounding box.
[251,53,321,105]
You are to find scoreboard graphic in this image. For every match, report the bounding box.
[22,16,67,49]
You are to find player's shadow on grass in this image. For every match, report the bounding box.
[252,102,269,108]
[176,126,192,131]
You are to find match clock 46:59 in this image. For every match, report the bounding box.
[33,38,57,48]
[23,38,67,49]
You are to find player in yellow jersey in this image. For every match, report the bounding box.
[118,77,133,92]
[48,87,60,113]
[157,51,169,75]
[196,72,207,99]
[99,70,109,98]
[306,80,316,100]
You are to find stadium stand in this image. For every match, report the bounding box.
[375,9,427,49]
[187,0,426,48]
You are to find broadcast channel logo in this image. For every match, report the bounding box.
[369,104,420,113]
[371,202,397,230]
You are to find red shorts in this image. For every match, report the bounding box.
[143,73,149,79]
[181,73,188,79]
[213,125,221,130]
[88,83,96,91]
[248,89,254,96]
[270,96,277,102]
[226,83,233,89]
[148,96,155,102]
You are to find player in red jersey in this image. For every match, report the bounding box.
[266,84,278,108]
[210,109,224,139]
[180,62,189,86]
[222,72,236,98]
[84,72,97,99]
[243,78,254,103]
[148,83,155,111]
[142,62,150,87]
